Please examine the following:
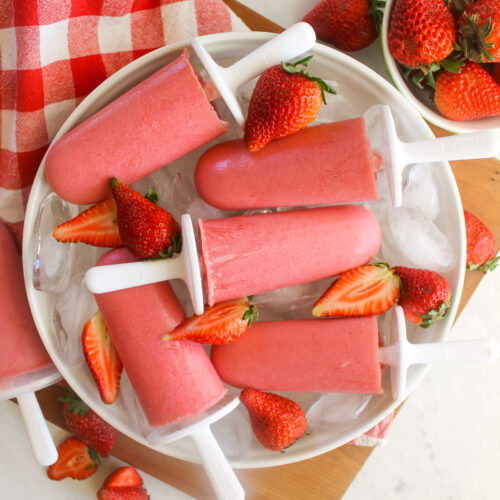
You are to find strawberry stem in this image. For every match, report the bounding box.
[281,56,336,104]
[242,304,259,327]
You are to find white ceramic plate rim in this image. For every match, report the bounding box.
[23,31,465,468]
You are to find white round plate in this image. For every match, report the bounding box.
[23,32,465,468]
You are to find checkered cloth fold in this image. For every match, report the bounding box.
[0,0,248,246]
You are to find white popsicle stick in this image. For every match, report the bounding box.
[365,104,500,207]
[17,392,58,466]
[147,395,243,500]
[191,22,316,128]
[85,214,204,315]
[378,305,499,404]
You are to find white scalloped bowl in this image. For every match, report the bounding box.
[381,0,500,134]
[23,31,465,468]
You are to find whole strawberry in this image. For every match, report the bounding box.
[58,387,117,457]
[303,0,385,52]
[388,0,457,67]
[240,388,307,451]
[457,0,500,62]
[110,177,181,259]
[393,266,451,328]
[244,56,335,152]
[464,210,499,272]
[434,62,500,120]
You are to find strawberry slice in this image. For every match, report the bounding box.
[312,263,401,317]
[82,311,122,404]
[53,197,122,247]
[47,437,99,481]
[163,298,258,344]
[97,466,148,500]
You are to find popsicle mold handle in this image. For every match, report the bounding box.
[400,130,500,165]
[191,426,245,500]
[406,338,499,365]
[191,22,316,127]
[17,392,58,466]
[84,214,204,315]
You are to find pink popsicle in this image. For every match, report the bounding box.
[45,49,228,205]
[211,317,383,394]
[94,248,226,427]
[0,222,53,389]
[198,205,381,306]
[194,118,380,210]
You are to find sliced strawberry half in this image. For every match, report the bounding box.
[53,197,122,247]
[312,263,401,317]
[163,298,258,344]
[97,466,148,500]
[47,437,100,481]
[82,311,122,404]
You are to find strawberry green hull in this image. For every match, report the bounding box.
[211,317,383,394]
[194,118,379,210]
[94,248,227,427]
[45,49,228,205]
[198,205,382,306]
[0,222,53,389]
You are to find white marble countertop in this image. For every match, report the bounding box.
[2,2,499,499]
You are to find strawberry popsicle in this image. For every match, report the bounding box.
[94,248,227,427]
[45,49,228,205]
[211,316,383,394]
[199,205,381,306]
[194,118,380,210]
[0,222,53,389]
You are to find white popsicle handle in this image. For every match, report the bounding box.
[85,257,184,293]
[17,392,58,466]
[400,131,500,164]
[192,22,316,128]
[191,426,245,500]
[84,214,204,315]
[406,338,499,365]
[222,22,316,91]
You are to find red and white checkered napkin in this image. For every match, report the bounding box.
[0,0,248,246]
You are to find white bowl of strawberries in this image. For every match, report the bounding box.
[382,0,500,133]
[23,29,468,473]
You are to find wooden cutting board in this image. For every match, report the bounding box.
[34,2,500,499]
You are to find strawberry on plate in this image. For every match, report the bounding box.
[58,386,117,457]
[53,198,122,248]
[240,388,307,451]
[111,177,181,259]
[82,311,123,404]
[312,263,401,317]
[303,0,386,52]
[163,298,258,344]
[434,61,500,120]
[393,266,451,328]
[47,437,99,481]
[97,466,148,500]
[244,55,335,152]
[464,210,499,272]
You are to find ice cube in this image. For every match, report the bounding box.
[211,402,252,461]
[387,207,454,271]
[117,372,151,436]
[32,192,78,294]
[306,393,372,432]
[402,163,440,220]
[53,272,98,363]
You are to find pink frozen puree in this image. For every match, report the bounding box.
[45,49,228,205]
[94,248,226,427]
[0,223,53,389]
[198,205,381,306]
[211,317,382,394]
[194,118,380,210]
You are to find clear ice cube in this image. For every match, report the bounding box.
[402,163,440,221]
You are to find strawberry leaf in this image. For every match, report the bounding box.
[144,187,158,205]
